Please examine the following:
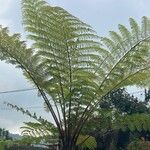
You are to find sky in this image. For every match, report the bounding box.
[0,0,150,134]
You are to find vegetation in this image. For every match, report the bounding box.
[0,140,13,150]
[100,88,150,114]
[5,89,150,149]
[128,141,150,150]
[1,0,150,149]
[75,88,150,149]
[0,128,11,140]
[0,127,49,150]
[0,128,15,150]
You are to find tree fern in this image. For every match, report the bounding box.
[0,0,150,149]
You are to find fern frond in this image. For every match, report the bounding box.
[118,114,150,132]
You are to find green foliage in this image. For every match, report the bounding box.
[16,136,43,146]
[5,102,97,149]
[0,128,11,140]
[21,0,101,107]
[128,141,150,150]
[21,122,57,137]
[0,140,14,150]
[77,135,97,150]
[83,88,150,133]
[5,102,57,134]
[118,114,150,132]
[81,89,150,149]
[5,103,58,138]
[100,88,150,114]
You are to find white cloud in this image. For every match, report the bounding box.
[0,117,14,126]
[8,125,22,134]
[0,18,12,27]
[0,0,14,29]
[0,0,12,15]
[0,117,22,134]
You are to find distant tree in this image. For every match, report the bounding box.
[0,128,11,140]
[5,130,10,140]
[100,88,150,114]
[0,128,2,138]
[81,89,150,149]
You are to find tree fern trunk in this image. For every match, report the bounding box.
[60,137,77,150]
[61,144,76,150]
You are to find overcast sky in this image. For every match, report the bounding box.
[0,0,150,134]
